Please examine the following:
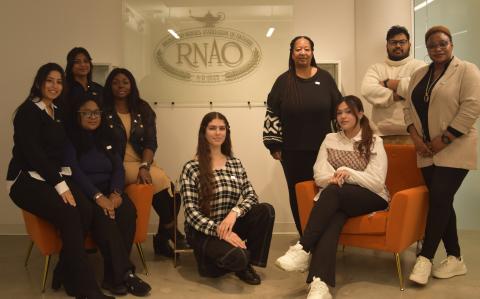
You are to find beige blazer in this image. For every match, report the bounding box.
[404,56,480,169]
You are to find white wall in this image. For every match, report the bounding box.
[13,0,473,234]
[0,0,123,234]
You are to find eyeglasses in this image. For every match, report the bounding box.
[427,40,450,50]
[388,39,408,47]
[78,110,102,118]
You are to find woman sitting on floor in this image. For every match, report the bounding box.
[180,112,275,285]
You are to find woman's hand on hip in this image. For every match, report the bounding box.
[60,190,76,207]
[217,211,237,240]
[271,150,282,161]
[137,168,152,184]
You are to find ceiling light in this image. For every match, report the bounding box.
[266,27,275,38]
[168,29,180,39]
[414,0,435,12]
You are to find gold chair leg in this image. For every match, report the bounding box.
[136,243,149,275]
[42,255,51,293]
[394,253,405,291]
[24,240,34,267]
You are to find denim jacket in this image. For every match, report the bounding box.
[104,101,157,159]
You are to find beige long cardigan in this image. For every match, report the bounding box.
[404,56,480,169]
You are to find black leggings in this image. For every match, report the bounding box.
[300,184,388,286]
[186,203,275,277]
[419,165,468,259]
[9,173,100,296]
[280,149,318,235]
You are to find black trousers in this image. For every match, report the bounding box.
[299,184,388,286]
[186,203,275,277]
[419,165,468,259]
[280,149,318,235]
[91,189,137,285]
[152,184,180,230]
[9,173,99,296]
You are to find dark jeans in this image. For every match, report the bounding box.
[9,173,99,296]
[299,184,388,287]
[186,203,275,277]
[91,187,137,285]
[419,165,468,259]
[281,149,318,235]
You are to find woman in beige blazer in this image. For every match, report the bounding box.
[404,25,480,286]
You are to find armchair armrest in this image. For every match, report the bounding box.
[385,185,429,252]
[295,180,319,233]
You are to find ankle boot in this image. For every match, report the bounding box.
[153,233,174,258]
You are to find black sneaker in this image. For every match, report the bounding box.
[124,272,151,297]
[101,280,127,296]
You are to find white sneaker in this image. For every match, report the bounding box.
[409,256,432,285]
[432,256,467,279]
[275,242,310,272]
[307,277,332,299]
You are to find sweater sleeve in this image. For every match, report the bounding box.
[361,64,394,108]
[338,137,388,194]
[109,151,125,194]
[181,162,218,237]
[263,76,284,153]
[313,136,336,188]
[14,105,66,189]
[64,142,99,199]
[234,160,259,217]
[448,62,480,134]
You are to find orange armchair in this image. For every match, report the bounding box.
[23,183,153,292]
[296,144,429,290]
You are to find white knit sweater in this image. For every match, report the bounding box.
[361,56,425,136]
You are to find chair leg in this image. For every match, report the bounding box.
[41,255,51,293]
[136,243,149,276]
[394,253,405,291]
[24,240,34,267]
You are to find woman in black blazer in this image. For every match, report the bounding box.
[7,63,113,299]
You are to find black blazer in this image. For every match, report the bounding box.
[104,100,157,159]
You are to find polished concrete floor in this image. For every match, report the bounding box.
[0,232,479,299]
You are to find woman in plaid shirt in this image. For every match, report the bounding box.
[180,112,275,285]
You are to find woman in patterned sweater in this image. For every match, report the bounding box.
[180,112,275,285]
[275,96,389,299]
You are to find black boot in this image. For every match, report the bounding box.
[153,233,174,258]
[158,226,191,250]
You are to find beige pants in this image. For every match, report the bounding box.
[124,161,172,195]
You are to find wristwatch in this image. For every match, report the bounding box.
[232,207,242,217]
[441,133,452,145]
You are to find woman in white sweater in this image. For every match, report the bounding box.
[275,95,389,299]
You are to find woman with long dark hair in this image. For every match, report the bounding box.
[180,112,275,284]
[60,47,103,130]
[276,96,389,299]
[406,25,480,285]
[65,95,151,296]
[102,68,189,257]
[7,63,113,299]
[263,35,343,235]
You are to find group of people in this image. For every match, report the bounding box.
[264,25,480,299]
[6,23,479,299]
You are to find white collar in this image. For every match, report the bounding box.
[33,99,57,111]
[339,129,362,142]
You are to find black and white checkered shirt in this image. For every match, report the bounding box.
[180,157,259,236]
